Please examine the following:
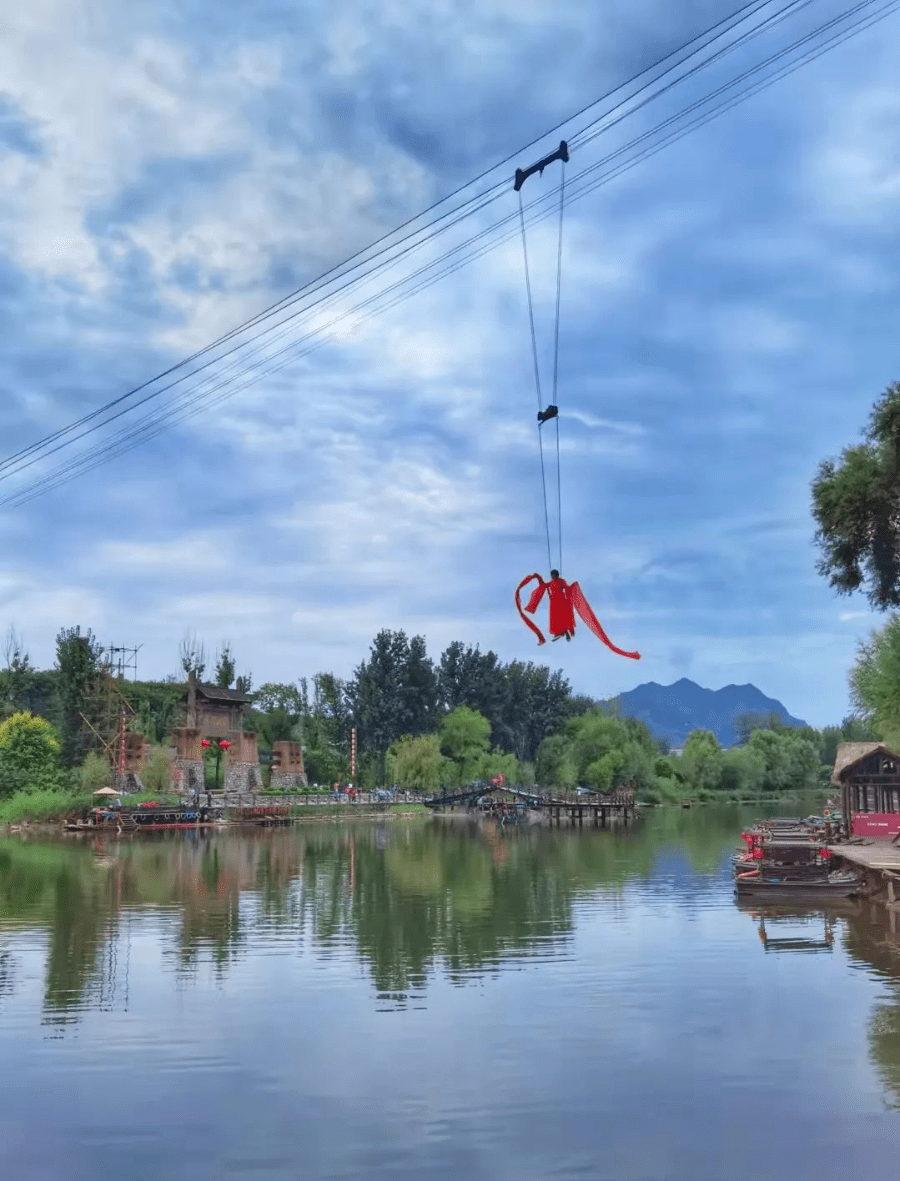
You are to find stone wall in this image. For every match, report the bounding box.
[223,760,262,794]
[174,760,205,794]
[271,771,308,790]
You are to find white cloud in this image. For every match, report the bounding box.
[94,536,232,574]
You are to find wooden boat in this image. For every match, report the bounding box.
[680,799,692,809]
[735,868,859,897]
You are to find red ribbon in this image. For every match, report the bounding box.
[515,573,546,645]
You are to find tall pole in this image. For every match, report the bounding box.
[118,709,126,776]
[350,726,357,785]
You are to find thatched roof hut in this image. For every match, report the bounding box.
[830,742,894,785]
[832,741,900,837]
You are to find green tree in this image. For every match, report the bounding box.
[248,682,304,748]
[848,615,900,747]
[681,729,724,795]
[439,706,491,785]
[811,380,900,609]
[348,631,437,781]
[214,642,236,689]
[142,745,174,795]
[403,635,438,735]
[496,660,571,763]
[734,710,790,745]
[0,626,35,719]
[0,711,63,797]
[80,751,111,793]
[388,734,445,792]
[55,625,104,765]
[535,734,578,789]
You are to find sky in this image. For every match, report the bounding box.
[1,0,899,728]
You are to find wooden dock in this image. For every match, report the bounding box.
[828,842,900,871]
[828,841,900,908]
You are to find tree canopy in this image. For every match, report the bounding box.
[812,381,900,610]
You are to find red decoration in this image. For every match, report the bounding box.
[515,572,640,659]
[200,739,211,748]
[219,739,231,750]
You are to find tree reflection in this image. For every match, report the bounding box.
[840,911,900,1109]
[0,796,877,1023]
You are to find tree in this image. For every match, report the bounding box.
[437,642,506,731]
[403,635,438,736]
[734,711,789,745]
[214,642,236,689]
[681,729,724,795]
[301,673,351,786]
[55,626,104,765]
[439,706,491,785]
[848,615,900,747]
[812,380,900,609]
[247,682,304,749]
[0,626,34,719]
[0,711,62,798]
[535,734,578,789]
[388,734,445,792]
[80,751,111,793]
[347,631,437,781]
[179,632,206,680]
[495,661,571,763]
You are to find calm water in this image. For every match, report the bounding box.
[1,804,899,1180]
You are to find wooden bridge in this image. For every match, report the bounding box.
[422,784,638,827]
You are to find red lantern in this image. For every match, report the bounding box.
[200,739,211,749]
[219,739,231,750]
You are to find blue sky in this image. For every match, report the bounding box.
[1,0,899,727]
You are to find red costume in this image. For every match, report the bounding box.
[515,572,640,659]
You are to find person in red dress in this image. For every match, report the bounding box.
[515,569,640,659]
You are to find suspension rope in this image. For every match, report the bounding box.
[518,191,553,572]
[553,162,565,573]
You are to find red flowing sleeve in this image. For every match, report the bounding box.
[569,582,641,660]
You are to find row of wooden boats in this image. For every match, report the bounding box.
[732,816,860,898]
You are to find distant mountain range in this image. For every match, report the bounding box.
[610,678,807,749]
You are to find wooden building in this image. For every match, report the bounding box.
[185,672,250,737]
[831,742,900,837]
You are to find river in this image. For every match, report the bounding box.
[1,803,898,1180]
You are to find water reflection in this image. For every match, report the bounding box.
[0,808,739,1011]
[2,804,900,1122]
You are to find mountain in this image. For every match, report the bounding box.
[610,678,807,749]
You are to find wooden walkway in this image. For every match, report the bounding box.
[827,842,900,871]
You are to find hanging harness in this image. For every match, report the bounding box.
[513,141,640,662]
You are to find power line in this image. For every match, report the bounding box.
[0,0,807,478]
[4,0,893,510]
[2,0,895,507]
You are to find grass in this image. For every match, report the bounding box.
[117,790,183,807]
[0,787,187,826]
[0,789,94,825]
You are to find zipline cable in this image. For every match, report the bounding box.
[0,0,815,478]
[4,0,893,511]
[5,0,852,494]
[518,190,554,572]
[5,0,894,512]
[553,162,566,574]
[2,0,895,507]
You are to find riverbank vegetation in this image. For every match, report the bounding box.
[0,618,877,824]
